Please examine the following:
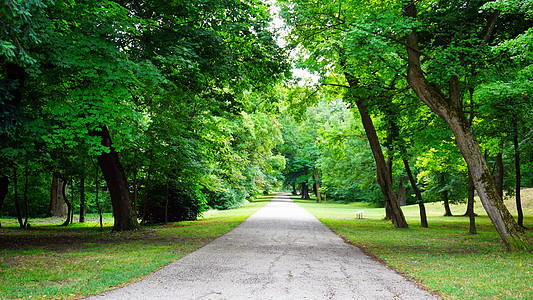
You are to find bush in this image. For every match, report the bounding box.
[141,182,207,224]
[327,183,375,203]
[207,187,247,210]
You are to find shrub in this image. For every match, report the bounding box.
[206,187,247,210]
[141,182,207,224]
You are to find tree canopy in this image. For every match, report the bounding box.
[1,0,532,251]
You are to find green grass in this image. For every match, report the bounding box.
[294,195,533,299]
[0,196,271,300]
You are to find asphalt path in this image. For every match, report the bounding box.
[87,194,439,299]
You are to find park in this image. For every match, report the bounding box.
[1,0,532,299]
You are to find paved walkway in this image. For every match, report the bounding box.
[87,194,438,299]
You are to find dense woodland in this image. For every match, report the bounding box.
[1,0,532,251]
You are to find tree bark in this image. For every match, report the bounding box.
[133,168,138,216]
[142,164,151,222]
[92,125,138,231]
[442,190,453,216]
[94,164,103,229]
[441,174,453,216]
[4,63,27,229]
[61,180,71,226]
[513,116,524,228]
[313,167,322,203]
[164,180,169,223]
[49,174,68,217]
[79,175,86,223]
[402,158,428,228]
[301,181,311,199]
[354,98,408,228]
[23,165,29,227]
[467,174,477,234]
[384,155,394,221]
[0,175,7,228]
[494,149,504,199]
[70,181,74,224]
[403,1,529,250]
[398,175,407,206]
[339,48,407,228]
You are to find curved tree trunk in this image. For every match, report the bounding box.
[441,174,453,217]
[442,189,453,216]
[94,165,103,229]
[354,98,408,228]
[61,180,71,226]
[513,116,524,228]
[466,174,477,234]
[313,167,322,203]
[49,174,68,217]
[0,175,8,228]
[301,181,311,200]
[403,158,428,228]
[403,1,529,250]
[494,149,504,199]
[384,155,394,221]
[92,125,138,231]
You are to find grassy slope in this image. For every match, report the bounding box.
[0,196,271,300]
[295,190,533,300]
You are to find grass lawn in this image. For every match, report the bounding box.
[294,193,533,300]
[0,195,272,299]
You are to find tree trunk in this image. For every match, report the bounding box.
[402,158,429,228]
[466,174,477,234]
[94,164,103,229]
[301,182,310,199]
[398,175,407,206]
[92,125,138,231]
[292,182,297,195]
[384,155,394,221]
[47,174,55,217]
[164,180,169,224]
[23,165,29,227]
[441,174,453,216]
[354,98,408,228]
[494,149,504,199]
[442,189,453,216]
[61,180,71,226]
[79,175,86,223]
[49,174,68,217]
[133,168,138,216]
[13,168,24,228]
[339,48,407,228]
[513,116,524,228]
[403,1,529,250]
[0,175,8,228]
[313,167,322,203]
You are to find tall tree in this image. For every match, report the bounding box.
[280,0,409,228]
[402,0,530,250]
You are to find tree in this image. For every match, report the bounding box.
[280,0,409,228]
[1,0,51,226]
[1,0,288,230]
[402,0,530,250]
